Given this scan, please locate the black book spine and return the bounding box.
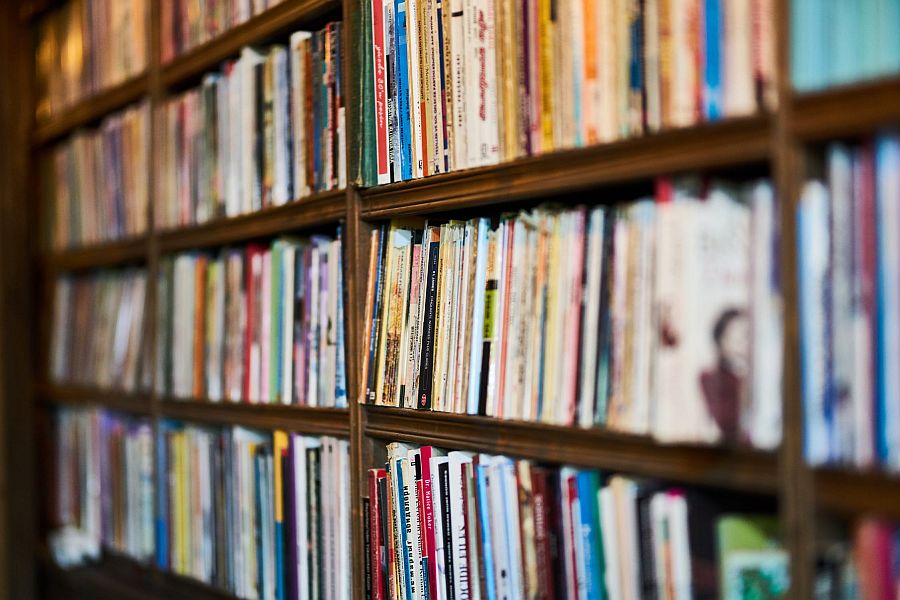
[367,225,390,403]
[416,239,441,409]
[254,61,265,211]
[439,462,455,600]
[363,497,373,600]
[477,279,499,416]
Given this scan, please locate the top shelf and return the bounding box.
[160,0,341,91]
[32,73,149,146]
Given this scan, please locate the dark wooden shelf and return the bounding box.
[37,383,152,416]
[160,399,350,436]
[33,73,150,146]
[364,406,778,494]
[41,552,236,600]
[160,0,341,90]
[792,77,900,141]
[42,236,148,272]
[157,189,346,253]
[815,467,900,521]
[361,115,772,219]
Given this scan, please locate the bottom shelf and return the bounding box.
[364,405,779,494]
[41,552,235,600]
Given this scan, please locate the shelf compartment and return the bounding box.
[792,77,900,141]
[160,0,341,90]
[42,236,148,272]
[364,406,778,494]
[815,467,900,521]
[160,399,350,437]
[37,384,152,416]
[361,115,772,219]
[33,73,150,146]
[157,189,345,253]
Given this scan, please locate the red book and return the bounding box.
[243,244,266,402]
[564,474,580,600]
[193,255,208,398]
[368,468,386,600]
[854,518,894,600]
[530,466,558,600]
[417,446,439,600]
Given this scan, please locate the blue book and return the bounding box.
[475,460,497,600]
[393,0,413,180]
[878,0,900,74]
[797,181,831,464]
[831,0,860,85]
[577,470,606,600]
[254,449,266,598]
[703,0,722,120]
[876,134,900,466]
[155,422,171,569]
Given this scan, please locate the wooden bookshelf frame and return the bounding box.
[7,0,900,597]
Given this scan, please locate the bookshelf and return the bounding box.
[1,0,898,597]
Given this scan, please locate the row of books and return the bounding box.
[362,0,777,184]
[50,270,149,393]
[365,442,787,600]
[798,134,900,470]
[157,424,351,600]
[792,0,900,92]
[818,518,900,598]
[53,408,154,563]
[34,0,148,120]
[362,179,782,449]
[162,0,286,61]
[157,236,347,406]
[48,102,150,249]
[157,24,346,230]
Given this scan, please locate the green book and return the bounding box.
[716,515,788,600]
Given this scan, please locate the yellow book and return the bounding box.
[538,0,554,150]
[273,431,287,527]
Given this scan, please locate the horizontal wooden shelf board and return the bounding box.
[33,73,149,146]
[42,552,236,600]
[157,189,346,253]
[363,406,778,493]
[361,115,772,218]
[160,0,341,90]
[792,77,900,141]
[160,399,350,436]
[815,466,900,520]
[42,236,148,272]
[37,383,152,416]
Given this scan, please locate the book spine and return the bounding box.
[372,0,391,184]
[417,236,442,409]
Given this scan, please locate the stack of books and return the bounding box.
[50,270,149,392]
[157,235,347,406]
[158,24,346,230]
[792,0,900,92]
[365,442,787,599]
[156,424,351,599]
[798,133,900,469]
[363,178,782,449]
[162,0,287,61]
[362,0,777,184]
[53,408,154,562]
[34,0,148,120]
[49,102,149,249]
